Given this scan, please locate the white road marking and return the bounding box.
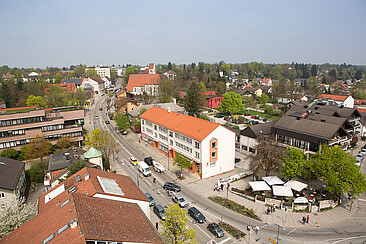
[217,237,232,244]
[358,198,366,202]
[191,221,212,239]
[286,228,296,236]
[329,235,366,244]
[145,180,151,186]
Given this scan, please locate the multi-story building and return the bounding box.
[140,106,235,179]
[0,157,27,211]
[95,66,111,78]
[0,107,84,151]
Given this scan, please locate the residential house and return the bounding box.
[163,70,176,80]
[354,99,366,110]
[203,96,223,109]
[317,94,354,108]
[102,76,112,89]
[82,77,105,95]
[126,74,160,96]
[260,78,272,86]
[0,107,84,151]
[95,66,111,78]
[52,83,76,92]
[140,107,235,179]
[0,157,27,211]
[115,98,143,114]
[240,122,275,154]
[277,94,308,104]
[237,87,263,97]
[1,168,164,243]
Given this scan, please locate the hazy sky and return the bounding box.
[0,0,365,68]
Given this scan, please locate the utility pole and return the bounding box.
[273,223,285,244]
[247,222,251,244]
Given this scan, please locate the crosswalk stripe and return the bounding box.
[217,237,231,244]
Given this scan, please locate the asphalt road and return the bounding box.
[90,94,366,244]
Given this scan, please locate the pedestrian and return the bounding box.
[213,184,217,191]
[307,215,309,223]
[267,207,270,215]
[270,206,273,213]
[220,184,224,191]
[156,222,158,230]
[302,217,306,225]
[255,226,259,234]
[153,178,156,184]
[273,205,276,212]
[139,138,141,143]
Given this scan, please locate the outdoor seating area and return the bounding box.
[232,175,335,212]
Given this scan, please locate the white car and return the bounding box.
[152,161,165,173]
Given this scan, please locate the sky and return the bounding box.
[0,0,365,68]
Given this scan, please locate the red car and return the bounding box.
[251,115,256,118]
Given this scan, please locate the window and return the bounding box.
[56,223,69,235]
[195,151,200,159]
[210,161,216,167]
[170,140,173,146]
[159,134,168,141]
[42,233,55,244]
[211,152,216,159]
[212,142,217,149]
[169,131,173,137]
[0,193,5,199]
[142,120,144,125]
[154,125,157,130]
[194,141,200,149]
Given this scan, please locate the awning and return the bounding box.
[262,176,284,186]
[249,181,271,191]
[272,186,293,197]
[284,180,307,192]
[294,197,309,204]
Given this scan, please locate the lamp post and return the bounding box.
[273,223,285,244]
[247,222,251,244]
[137,173,139,187]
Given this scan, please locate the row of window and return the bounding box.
[159,125,167,133]
[159,134,168,141]
[0,129,25,138]
[175,141,192,154]
[42,124,64,132]
[175,132,192,144]
[0,116,43,127]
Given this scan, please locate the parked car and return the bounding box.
[138,161,151,177]
[94,115,99,119]
[144,193,156,207]
[153,161,165,173]
[235,158,241,163]
[144,156,153,165]
[251,115,256,118]
[188,207,206,223]
[121,130,128,135]
[263,118,268,122]
[105,120,110,124]
[129,157,138,166]
[251,120,259,125]
[99,107,103,111]
[207,222,224,238]
[244,113,251,116]
[153,204,166,220]
[254,116,259,119]
[216,114,224,118]
[172,194,188,208]
[163,182,181,192]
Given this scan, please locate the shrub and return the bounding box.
[209,196,260,220]
[218,221,246,239]
[0,148,19,160]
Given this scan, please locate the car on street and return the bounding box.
[188,207,206,223]
[172,194,188,208]
[105,120,110,124]
[144,193,156,207]
[94,115,99,119]
[153,161,165,173]
[153,204,166,220]
[144,156,153,165]
[163,182,181,192]
[207,222,224,238]
[129,157,138,166]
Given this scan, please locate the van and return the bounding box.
[138,161,151,177]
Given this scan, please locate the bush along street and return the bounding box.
[218,221,246,239]
[209,196,261,220]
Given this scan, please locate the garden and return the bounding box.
[208,196,261,220]
[218,221,246,239]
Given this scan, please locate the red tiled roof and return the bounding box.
[126,74,160,91]
[318,94,350,101]
[355,99,366,105]
[0,106,37,112]
[140,106,223,141]
[357,108,366,113]
[202,91,216,96]
[52,83,76,92]
[261,78,271,83]
[165,70,176,74]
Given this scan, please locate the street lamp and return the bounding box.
[273,223,285,244]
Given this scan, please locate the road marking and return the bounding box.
[217,237,231,244]
[190,220,212,239]
[286,228,296,236]
[145,180,151,186]
[358,198,366,202]
[329,235,366,244]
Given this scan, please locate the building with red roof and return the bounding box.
[127,74,160,96]
[317,94,354,108]
[1,167,164,244]
[260,78,272,86]
[140,107,235,179]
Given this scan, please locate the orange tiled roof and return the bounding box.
[354,99,366,105]
[52,83,76,92]
[357,108,366,113]
[261,78,271,83]
[0,106,37,112]
[140,106,223,141]
[318,94,350,101]
[126,74,160,91]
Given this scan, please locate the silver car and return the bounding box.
[172,194,188,208]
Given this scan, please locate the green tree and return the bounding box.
[311,65,318,77]
[215,81,226,96]
[282,147,313,180]
[184,82,202,117]
[160,203,198,244]
[28,160,48,183]
[259,93,269,104]
[66,160,87,178]
[219,92,244,115]
[174,153,193,176]
[86,68,98,78]
[56,136,74,149]
[74,88,89,107]
[85,129,120,165]
[24,136,53,160]
[329,69,337,83]
[354,70,363,80]
[74,66,85,77]
[167,62,173,71]
[26,95,46,108]
[221,64,231,75]
[115,113,130,130]
[158,76,174,103]
[0,201,37,238]
[123,66,138,81]
[54,73,64,83]
[0,148,19,160]
[44,85,68,108]
[312,145,366,196]
[353,90,366,99]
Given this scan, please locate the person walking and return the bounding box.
[307,215,309,223]
[156,222,159,230]
[153,178,156,184]
[220,184,224,191]
[273,205,276,212]
[302,217,306,225]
